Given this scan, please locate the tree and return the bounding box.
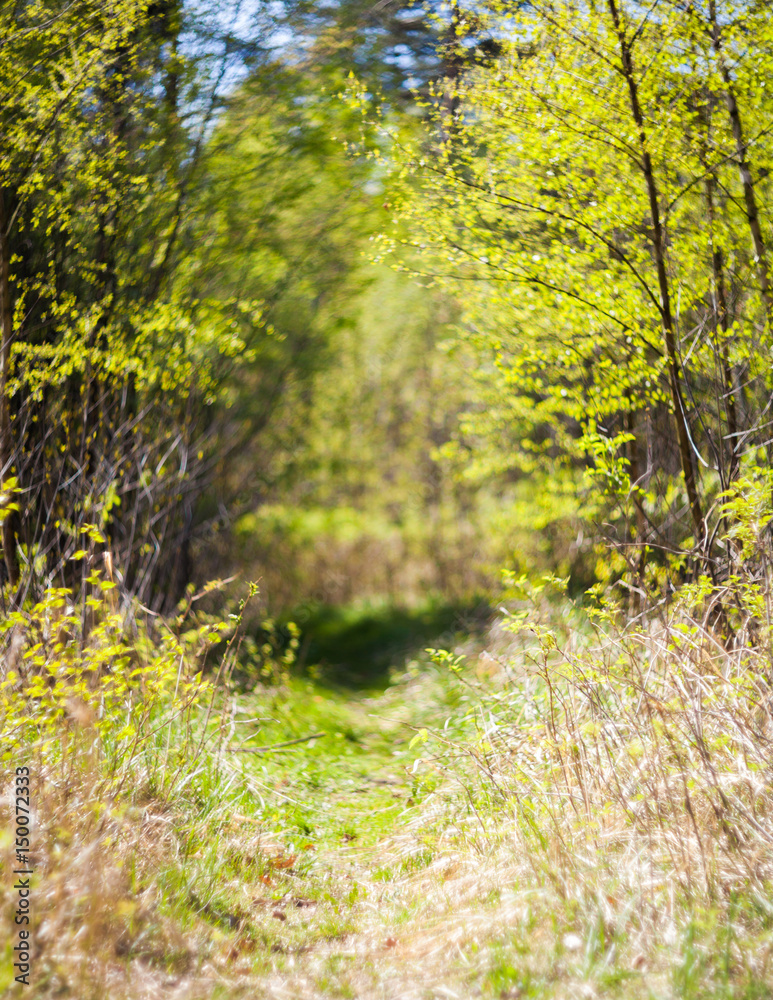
[387,0,773,587]
[1,0,149,590]
[282,1,502,104]
[0,1,283,607]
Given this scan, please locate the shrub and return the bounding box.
[0,571,242,995]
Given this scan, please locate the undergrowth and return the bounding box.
[413,483,773,997]
[0,569,256,996]
[2,487,773,998]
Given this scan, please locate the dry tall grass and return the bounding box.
[3,528,773,997]
[415,565,773,993]
[0,576,241,997]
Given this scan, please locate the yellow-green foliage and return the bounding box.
[0,576,250,995]
[0,572,225,773]
[359,0,773,561]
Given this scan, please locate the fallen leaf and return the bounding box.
[227,936,256,958]
[272,910,287,922]
[269,854,296,870]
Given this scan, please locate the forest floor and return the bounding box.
[182,660,635,1000]
[121,604,713,1000]
[9,602,769,1000]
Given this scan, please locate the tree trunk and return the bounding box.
[705,173,738,486]
[625,403,647,612]
[607,0,705,546]
[708,0,771,318]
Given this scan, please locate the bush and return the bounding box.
[0,571,243,995]
[420,498,773,989]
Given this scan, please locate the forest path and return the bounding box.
[213,611,536,999]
